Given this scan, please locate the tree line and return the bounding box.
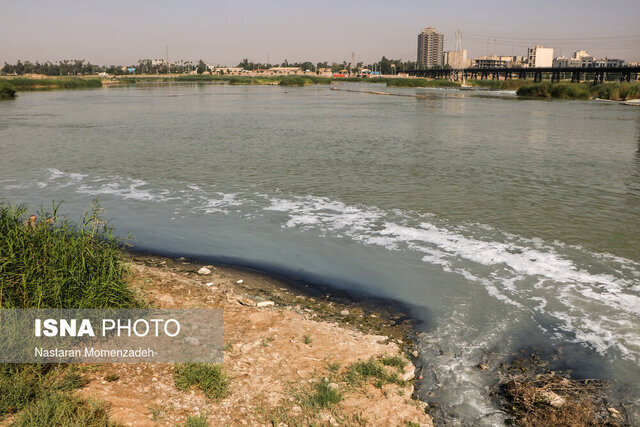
[2,57,421,76]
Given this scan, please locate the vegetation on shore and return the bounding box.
[0,81,16,99]
[470,79,640,100]
[0,77,102,91]
[385,78,460,88]
[0,201,140,423]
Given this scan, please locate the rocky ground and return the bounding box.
[74,254,433,426]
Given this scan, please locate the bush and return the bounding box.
[0,81,16,99]
[0,201,140,309]
[174,364,229,400]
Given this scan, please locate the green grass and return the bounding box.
[0,200,140,309]
[0,364,88,418]
[380,354,407,370]
[343,357,406,388]
[184,413,209,427]
[468,79,531,90]
[12,393,115,427]
[592,82,640,100]
[0,200,139,422]
[385,78,460,88]
[1,77,102,90]
[174,363,229,400]
[0,81,16,99]
[297,379,342,410]
[516,82,592,100]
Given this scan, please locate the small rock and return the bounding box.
[402,365,416,381]
[205,282,215,287]
[340,309,350,316]
[327,382,339,391]
[411,350,419,358]
[237,279,244,284]
[476,363,489,371]
[291,405,302,413]
[608,407,620,417]
[256,301,275,308]
[197,267,211,275]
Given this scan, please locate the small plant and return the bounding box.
[327,362,341,374]
[185,413,209,427]
[261,336,275,347]
[104,373,120,382]
[380,354,407,370]
[174,363,229,400]
[303,334,313,345]
[298,379,342,409]
[344,357,406,388]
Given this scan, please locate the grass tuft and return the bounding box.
[13,393,115,427]
[344,357,406,388]
[298,379,342,409]
[174,364,229,400]
[184,413,209,427]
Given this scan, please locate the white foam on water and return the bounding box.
[8,171,640,364]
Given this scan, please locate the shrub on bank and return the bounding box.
[0,201,139,309]
[516,82,591,100]
[0,81,16,99]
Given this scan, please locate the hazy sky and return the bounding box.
[3,0,640,66]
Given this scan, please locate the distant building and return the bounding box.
[444,50,470,68]
[472,55,524,68]
[527,45,554,68]
[594,58,625,68]
[417,27,444,68]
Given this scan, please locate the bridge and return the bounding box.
[405,66,640,83]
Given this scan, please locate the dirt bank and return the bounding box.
[74,253,432,426]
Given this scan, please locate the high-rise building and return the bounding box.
[417,27,444,68]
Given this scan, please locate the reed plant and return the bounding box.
[0,200,140,309]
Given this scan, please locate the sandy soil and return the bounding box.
[75,255,432,426]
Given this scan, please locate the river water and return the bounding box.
[1,82,639,423]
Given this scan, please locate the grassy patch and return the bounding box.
[380,354,407,370]
[297,379,342,410]
[184,413,209,427]
[2,77,102,90]
[0,201,140,309]
[516,82,592,100]
[0,200,139,421]
[0,81,16,99]
[343,357,406,388]
[303,334,313,345]
[469,79,531,90]
[13,393,114,427]
[386,78,459,88]
[174,363,229,400]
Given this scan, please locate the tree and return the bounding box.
[196,60,207,74]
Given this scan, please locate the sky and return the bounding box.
[2,0,640,66]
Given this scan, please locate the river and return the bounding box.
[1,82,639,424]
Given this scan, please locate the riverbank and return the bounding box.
[76,252,433,426]
[0,205,431,425]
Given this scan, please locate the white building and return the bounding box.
[444,50,470,68]
[527,45,554,68]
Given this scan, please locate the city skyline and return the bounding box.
[2,0,640,66]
